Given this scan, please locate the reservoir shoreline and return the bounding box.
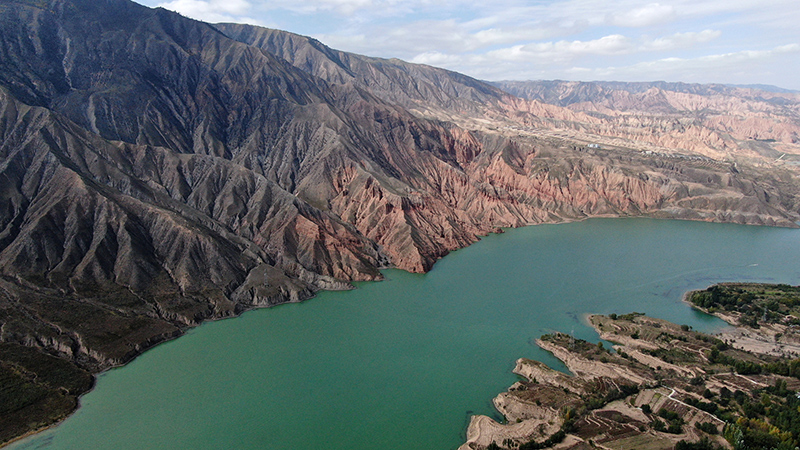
[0,214,613,447]
[7,217,800,450]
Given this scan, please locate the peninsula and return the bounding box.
[462,284,800,450]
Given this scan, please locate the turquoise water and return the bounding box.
[10,218,800,450]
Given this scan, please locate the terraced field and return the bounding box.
[461,305,800,450]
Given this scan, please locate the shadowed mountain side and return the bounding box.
[0,0,475,276]
[214,23,507,114]
[0,87,388,364]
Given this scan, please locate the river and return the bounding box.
[9,218,800,450]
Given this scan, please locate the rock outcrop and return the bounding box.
[492,80,800,163]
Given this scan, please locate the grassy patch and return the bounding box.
[0,343,93,445]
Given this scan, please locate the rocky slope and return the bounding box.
[214,23,507,114]
[492,80,800,163]
[1,0,800,444]
[214,23,800,232]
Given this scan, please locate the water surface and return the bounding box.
[11,218,800,450]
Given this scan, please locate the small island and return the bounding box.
[461,284,800,450]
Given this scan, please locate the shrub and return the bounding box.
[696,422,719,435]
[675,438,720,450]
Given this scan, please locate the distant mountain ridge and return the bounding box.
[213,23,510,113]
[491,79,800,102]
[726,83,798,94]
[1,0,800,443]
[490,79,800,162]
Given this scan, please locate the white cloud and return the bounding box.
[489,35,634,63]
[633,43,799,72]
[411,51,468,67]
[317,18,567,58]
[139,0,800,89]
[410,30,721,69]
[641,29,721,51]
[248,0,432,16]
[410,39,800,89]
[277,0,376,15]
[157,0,264,24]
[610,3,677,27]
[563,43,800,85]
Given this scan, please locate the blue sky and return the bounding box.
[136,0,800,90]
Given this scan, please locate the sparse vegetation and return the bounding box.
[696,421,719,434]
[0,343,93,445]
[675,437,723,450]
[689,284,800,328]
[471,303,800,450]
[517,409,576,450]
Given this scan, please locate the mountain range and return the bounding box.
[1,0,800,443]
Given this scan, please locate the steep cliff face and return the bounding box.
[1,0,800,444]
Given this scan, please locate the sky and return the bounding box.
[135,0,800,90]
